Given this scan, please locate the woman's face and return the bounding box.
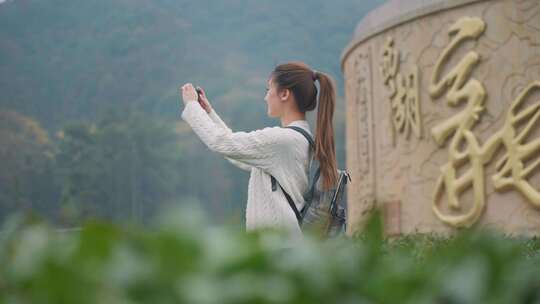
[264,78,284,118]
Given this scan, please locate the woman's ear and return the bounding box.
[280,88,290,101]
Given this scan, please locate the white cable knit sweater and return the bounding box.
[181,100,313,241]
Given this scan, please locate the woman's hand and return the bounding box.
[180,83,198,105]
[196,86,213,114]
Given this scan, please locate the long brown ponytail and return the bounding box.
[270,61,338,191]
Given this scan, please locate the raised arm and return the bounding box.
[207,109,253,172]
[181,100,282,172]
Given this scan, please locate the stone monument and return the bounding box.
[341,0,540,236]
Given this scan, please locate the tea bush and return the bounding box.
[1,206,539,304]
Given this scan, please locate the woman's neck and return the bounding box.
[280,111,306,127]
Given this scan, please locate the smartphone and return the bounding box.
[196,87,203,101]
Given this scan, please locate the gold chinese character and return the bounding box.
[380,37,422,143]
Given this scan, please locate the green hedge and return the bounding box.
[1,206,539,304]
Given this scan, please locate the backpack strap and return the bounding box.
[270,175,302,222]
[278,180,302,223]
[300,167,320,218]
[285,126,315,151]
[269,125,315,225]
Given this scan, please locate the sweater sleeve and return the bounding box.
[181,100,282,172]
[208,108,253,172]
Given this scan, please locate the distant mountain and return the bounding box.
[0,0,385,131]
[0,0,386,223]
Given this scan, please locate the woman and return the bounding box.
[179,61,338,241]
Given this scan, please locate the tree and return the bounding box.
[55,107,183,224]
[0,110,59,223]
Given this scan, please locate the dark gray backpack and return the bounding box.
[270,126,351,238]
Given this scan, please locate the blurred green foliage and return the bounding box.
[1,208,539,304]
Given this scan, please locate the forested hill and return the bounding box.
[0,0,384,131]
[0,0,385,225]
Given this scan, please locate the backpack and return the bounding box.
[270,126,352,238]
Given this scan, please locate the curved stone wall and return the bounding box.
[341,0,540,235]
